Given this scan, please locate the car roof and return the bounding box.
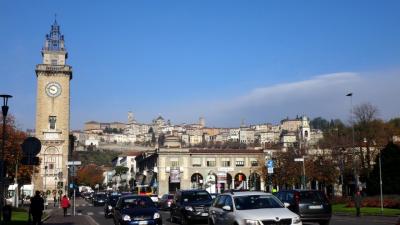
[279,189,324,192]
[119,194,151,199]
[178,189,209,193]
[222,191,273,197]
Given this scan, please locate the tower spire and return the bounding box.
[43,18,65,52]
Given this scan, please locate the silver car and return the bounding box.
[208,191,302,225]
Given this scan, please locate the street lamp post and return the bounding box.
[1,94,12,225]
[346,93,358,193]
[379,150,383,214]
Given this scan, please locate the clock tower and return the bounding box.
[34,20,72,193]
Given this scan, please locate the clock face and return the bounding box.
[45,82,62,97]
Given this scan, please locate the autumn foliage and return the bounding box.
[76,164,104,187]
[0,115,35,187]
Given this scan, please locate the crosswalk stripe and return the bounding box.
[77,213,82,216]
[99,212,105,215]
[87,212,94,216]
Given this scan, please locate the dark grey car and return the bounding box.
[275,190,331,225]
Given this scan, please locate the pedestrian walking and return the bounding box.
[30,191,44,225]
[53,195,57,207]
[60,195,70,217]
[354,190,362,217]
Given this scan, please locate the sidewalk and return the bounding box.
[43,207,98,225]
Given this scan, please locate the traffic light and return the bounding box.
[57,181,63,189]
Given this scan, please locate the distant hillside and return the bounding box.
[73,149,120,167]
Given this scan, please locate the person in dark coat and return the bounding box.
[354,190,362,217]
[30,191,45,225]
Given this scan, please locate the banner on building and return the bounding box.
[170,169,180,183]
[217,172,227,183]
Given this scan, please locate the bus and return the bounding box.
[133,185,154,195]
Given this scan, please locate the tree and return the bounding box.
[0,115,36,193]
[310,117,330,131]
[114,166,129,186]
[366,142,400,195]
[76,164,104,187]
[158,133,165,147]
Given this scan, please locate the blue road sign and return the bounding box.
[267,160,274,168]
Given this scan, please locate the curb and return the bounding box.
[334,213,400,217]
[42,213,51,222]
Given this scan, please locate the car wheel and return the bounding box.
[181,215,189,225]
[319,220,330,225]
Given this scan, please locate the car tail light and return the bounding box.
[294,192,300,205]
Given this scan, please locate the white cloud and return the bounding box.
[169,71,400,127]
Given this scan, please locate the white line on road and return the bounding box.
[85,215,101,225]
[87,212,94,216]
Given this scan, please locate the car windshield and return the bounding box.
[96,194,107,199]
[182,191,211,203]
[122,197,155,208]
[234,195,283,210]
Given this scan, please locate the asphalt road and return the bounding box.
[74,198,398,225]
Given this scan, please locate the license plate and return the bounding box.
[201,213,208,216]
[309,205,323,209]
[138,221,148,225]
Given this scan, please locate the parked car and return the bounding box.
[159,194,174,210]
[92,192,108,206]
[113,195,162,225]
[170,190,213,225]
[208,191,302,225]
[275,190,331,225]
[104,194,121,218]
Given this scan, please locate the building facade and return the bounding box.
[136,148,265,196]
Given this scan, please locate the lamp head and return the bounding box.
[0,94,12,117]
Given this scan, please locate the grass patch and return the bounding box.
[333,203,400,216]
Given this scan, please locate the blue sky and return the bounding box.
[1,1,400,129]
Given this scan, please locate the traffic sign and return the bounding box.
[67,161,81,166]
[267,168,274,174]
[21,137,41,156]
[294,158,304,162]
[266,160,274,168]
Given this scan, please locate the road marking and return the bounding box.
[85,215,101,225]
[77,213,82,215]
[87,212,94,216]
[99,212,105,215]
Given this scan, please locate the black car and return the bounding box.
[275,189,332,225]
[92,193,108,206]
[104,194,121,218]
[113,195,162,225]
[170,190,213,225]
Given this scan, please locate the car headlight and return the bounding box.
[122,214,131,221]
[293,216,301,224]
[108,205,112,210]
[245,219,260,225]
[153,212,161,219]
[185,206,194,211]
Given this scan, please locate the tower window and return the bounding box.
[49,116,57,130]
[51,59,57,65]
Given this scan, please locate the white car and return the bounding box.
[208,191,302,225]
